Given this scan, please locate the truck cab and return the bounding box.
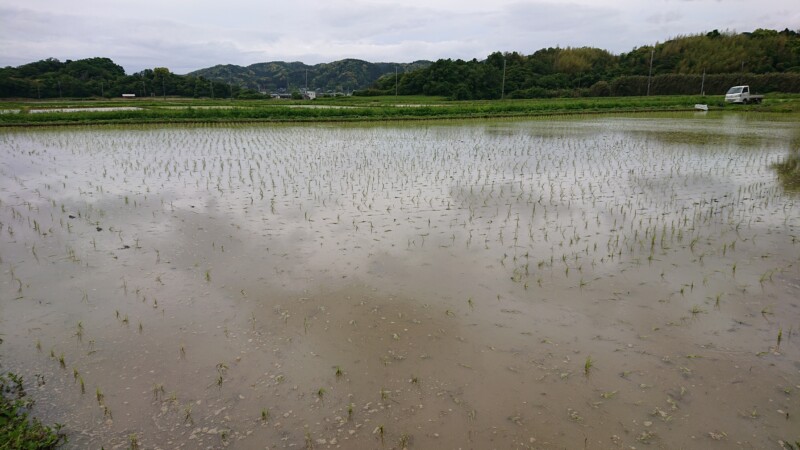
[725,85,763,104]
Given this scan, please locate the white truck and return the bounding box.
[725,85,763,104]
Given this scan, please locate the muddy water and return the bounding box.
[1,114,798,449]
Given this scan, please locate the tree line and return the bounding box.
[0,57,431,99]
[2,28,799,100]
[0,58,261,99]
[361,29,800,99]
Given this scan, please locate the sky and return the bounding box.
[1,0,798,74]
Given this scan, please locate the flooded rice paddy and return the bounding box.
[27,107,144,114]
[1,114,799,449]
[1,107,144,115]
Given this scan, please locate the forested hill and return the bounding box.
[365,28,800,99]
[0,57,430,99]
[0,58,261,99]
[189,59,432,93]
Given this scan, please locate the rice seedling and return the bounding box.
[374,425,385,444]
[184,406,193,424]
[261,408,270,423]
[584,356,593,375]
[152,383,165,400]
[600,390,617,399]
[399,434,410,449]
[75,322,83,341]
[303,430,314,449]
[129,434,139,450]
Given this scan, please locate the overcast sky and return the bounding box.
[1,0,798,74]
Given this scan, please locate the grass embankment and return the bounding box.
[1,371,66,449]
[1,94,799,126]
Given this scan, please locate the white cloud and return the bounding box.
[646,10,683,25]
[0,0,797,73]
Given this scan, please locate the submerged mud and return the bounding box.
[1,115,798,449]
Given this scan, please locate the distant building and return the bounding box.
[303,91,316,100]
[122,94,136,98]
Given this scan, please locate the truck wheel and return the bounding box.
[743,99,749,105]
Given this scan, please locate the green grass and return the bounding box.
[772,152,800,192]
[1,372,66,449]
[2,94,799,126]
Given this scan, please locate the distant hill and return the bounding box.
[189,59,432,93]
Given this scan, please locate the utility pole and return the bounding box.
[501,56,507,100]
[646,47,654,96]
[739,60,744,85]
[101,80,104,97]
[395,66,398,97]
[58,80,62,98]
[700,69,705,96]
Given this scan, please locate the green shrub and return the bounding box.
[1,372,66,449]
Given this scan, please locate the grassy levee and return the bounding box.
[1,94,799,126]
